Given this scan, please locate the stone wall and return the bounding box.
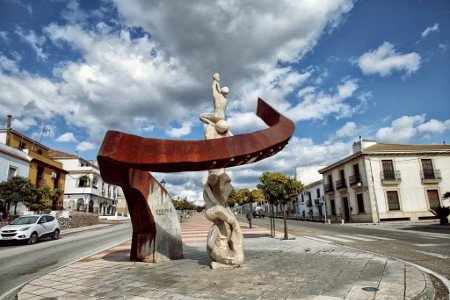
[58,211,99,230]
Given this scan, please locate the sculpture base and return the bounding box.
[211,261,241,270]
[205,206,244,268]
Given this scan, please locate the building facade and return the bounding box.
[48,149,121,215]
[1,117,67,212]
[319,140,450,223]
[297,180,325,220]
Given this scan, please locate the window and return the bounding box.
[92,176,99,189]
[426,190,440,208]
[78,175,90,187]
[382,160,395,180]
[36,165,45,187]
[19,141,26,149]
[356,193,365,213]
[421,159,434,179]
[46,216,54,222]
[316,188,321,199]
[386,191,400,211]
[7,166,17,179]
[301,194,304,202]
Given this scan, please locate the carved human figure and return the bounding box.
[201,73,244,269]
[199,73,229,125]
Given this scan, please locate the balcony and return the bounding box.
[349,174,362,187]
[306,200,313,207]
[335,179,347,190]
[314,198,321,205]
[420,169,442,184]
[381,170,401,185]
[324,183,334,194]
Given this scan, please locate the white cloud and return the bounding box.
[14,27,47,61]
[226,112,267,133]
[76,141,96,152]
[287,79,361,122]
[55,132,79,143]
[335,122,357,138]
[0,54,19,73]
[422,23,439,38]
[358,42,421,77]
[418,119,450,134]
[376,115,425,143]
[1,1,357,146]
[0,31,9,44]
[11,117,37,131]
[165,122,193,138]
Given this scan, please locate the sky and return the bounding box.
[1,0,449,205]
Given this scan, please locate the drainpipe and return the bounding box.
[6,115,12,146]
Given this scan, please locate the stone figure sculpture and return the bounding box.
[200,73,244,269]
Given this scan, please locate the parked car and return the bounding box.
[0,214,60,245]
[252,207,266,218]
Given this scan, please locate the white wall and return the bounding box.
[0,143,30,181]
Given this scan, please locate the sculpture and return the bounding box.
[97,73,295,265]
[199,73,244,269]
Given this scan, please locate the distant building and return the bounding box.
[48,149,122,215]
[297,180,325,220]
[319,140,450,223]
[0,116,67,213]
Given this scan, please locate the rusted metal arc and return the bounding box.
[97,98,295,172]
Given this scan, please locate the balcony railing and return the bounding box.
[381,170,401,184]
[335,179,347,190]
[348,174,362,187]
[324,183,334,193]
[420,169,442,183]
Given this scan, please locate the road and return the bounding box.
[0,222,132,298]
[242,216,450,279]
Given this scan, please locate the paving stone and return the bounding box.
[16,213,435,300]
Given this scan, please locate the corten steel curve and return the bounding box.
[97,98,295,261]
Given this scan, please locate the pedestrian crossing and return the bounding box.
[180,212,272,247]
[303,234,394,244]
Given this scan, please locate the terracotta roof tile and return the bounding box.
[48,149,79,159]
[364,143,450,152]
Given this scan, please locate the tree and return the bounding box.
[39,185,62,210]
[0,177,41,218]
[258,172,303,239]
[227,189,240,208]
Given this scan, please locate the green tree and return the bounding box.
[227,189,239,208]
[257,172,303,239]
[0,177,41,218]
[39,185,62,211]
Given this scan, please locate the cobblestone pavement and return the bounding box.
[18,213,435,300]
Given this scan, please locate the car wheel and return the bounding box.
[28,232,38,245]
[52,229,60,240]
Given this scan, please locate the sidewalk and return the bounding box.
[18,213,435,300]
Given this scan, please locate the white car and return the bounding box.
[0,214,60,244]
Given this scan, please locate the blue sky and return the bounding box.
[1,0,449,203]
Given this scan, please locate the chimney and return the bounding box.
[6,115,12,146]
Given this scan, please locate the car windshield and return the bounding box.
[9,216,39,225]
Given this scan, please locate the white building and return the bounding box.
[297,180,325,220]
[319,140,450,223]
[0,142,30,181]
[294,166,325,218]
[0,143,31,215]
[48,149,121,215]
